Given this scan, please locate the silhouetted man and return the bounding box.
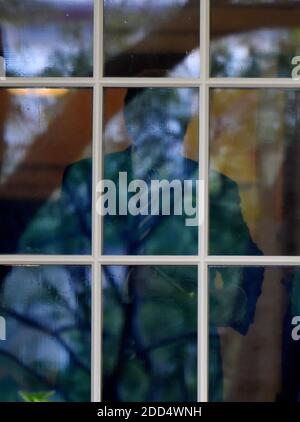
[19,86,264,401]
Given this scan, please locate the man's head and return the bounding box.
[123,85,194,148]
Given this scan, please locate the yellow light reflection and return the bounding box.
[7,88,69,97]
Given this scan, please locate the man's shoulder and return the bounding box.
[209,169,240,206]
[61,159,92,205]
[209,168,237,189]
[62,148,134,193]
[63,158,92,183]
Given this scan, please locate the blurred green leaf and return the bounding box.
[19,391,55,402]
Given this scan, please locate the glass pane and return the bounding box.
[210,0,300,77]
[0,265,91,402]
[209,88,300,256]
[0,88,93,254]
[104,0,200,77]
[102,265,197,402]
[102,87,199,255]
[0,0,93,77]
[209,265,300,402]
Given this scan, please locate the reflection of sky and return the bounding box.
[170,49,200,78]
[1,1,93,77]
[5,25,70,76]
[4,24,91,76]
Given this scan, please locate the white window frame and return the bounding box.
[1,0,300,402]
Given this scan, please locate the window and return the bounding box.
[0,0,300,403]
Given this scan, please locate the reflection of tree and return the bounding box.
[0,266,91,402]
[211,1,300,77]
[0,349,68,400]
[4,308,89,373]
[103,266,197,402]
[42,48,93,77]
